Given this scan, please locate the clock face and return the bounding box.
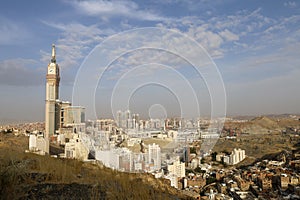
[48,63,55,74]
[48,67,55,74]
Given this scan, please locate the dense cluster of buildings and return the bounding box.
[198,154,300,199]
[94,143,161,172]
[20,44,300,199]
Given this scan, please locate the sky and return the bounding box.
[0,0,300,123]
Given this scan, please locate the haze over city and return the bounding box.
[0,0,300,123]
[2,1,300,199]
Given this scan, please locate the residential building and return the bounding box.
[224,148,246,165]
[168,158,185,178]
[64,134,89,160]
[148,143,161,171]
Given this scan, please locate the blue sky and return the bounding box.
[0,0,300,123]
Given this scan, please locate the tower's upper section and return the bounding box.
[51,44,56,63]
[46,44,60,100]
[47,44,60,77]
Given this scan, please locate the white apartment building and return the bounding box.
[167,158,185,178]
[95,148,133,171]
[224,148,246,165]
[148,143,161,171]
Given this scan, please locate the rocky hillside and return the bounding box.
[214,116,300,159]
[225,116,300,134]
[241,116,282,134]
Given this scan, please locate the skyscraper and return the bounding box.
[148,143,161,171]
[116,110,122,127]
[125,110,131,129]
[45,44,60,139]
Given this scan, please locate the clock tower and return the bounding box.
[45,44,60,140]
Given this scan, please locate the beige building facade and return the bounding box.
[44,44,85,153]
[45,44,60,153]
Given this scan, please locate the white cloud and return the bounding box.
[155,8,277,58]
[69,0,168,21]
[41,21,111,69]
[219,29,239,42]
[248,14,300,53]
[104,49,189,80]
[183,24,229,58]
[42,5,300,87]
[284,1,297,8]
[213,8,266,30]
[0,17,31,45]
[41,5,277,68]
[222,39,300,85]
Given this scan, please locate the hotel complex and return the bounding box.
[29,44,85,154]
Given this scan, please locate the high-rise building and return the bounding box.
[167,157,185,178]
[183,146,190,165]
[132,114,140,129]
[45,44,60,140]
[63,106,85,125]
[116,110,122,127]
[38,44,87,155]
[125,110,131,129]
[148,143,161,171]
[57,101,71,128]
[116,110,139,130]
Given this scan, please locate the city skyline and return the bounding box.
[0,0,300,123]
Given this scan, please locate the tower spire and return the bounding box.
[51,44,56,63]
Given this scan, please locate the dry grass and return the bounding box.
[0,133,190,200]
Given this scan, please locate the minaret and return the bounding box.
[45,44,60,145]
